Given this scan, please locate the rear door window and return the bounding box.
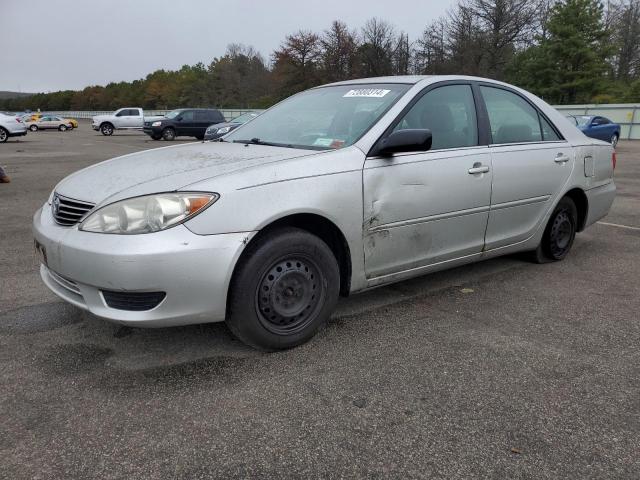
[480,86,543,144]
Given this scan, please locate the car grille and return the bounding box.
[52,193,95,226]
[102,290,166,311]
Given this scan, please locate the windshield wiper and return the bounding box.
[232,138,294,148]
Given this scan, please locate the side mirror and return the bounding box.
[373,129,433,156]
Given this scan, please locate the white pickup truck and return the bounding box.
[91,108,163,136]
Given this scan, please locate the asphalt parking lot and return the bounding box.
[1,124,638,479]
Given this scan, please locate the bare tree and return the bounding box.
[467,0,540,77]
[359,18,397,76]
[393,32,412,74]
[320,20,360,82]
[414,18,450,74]
[272,30,322,96]
[610,0,640,80]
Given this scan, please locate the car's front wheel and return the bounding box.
[226,227,340,350]
[58,124,67,131]
[29,125,38,132]
[532,196,577,263]
[100,123,114,136]
[611,133,619,148]
[162,128,176,141]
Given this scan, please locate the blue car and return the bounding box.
[569,115,620,147]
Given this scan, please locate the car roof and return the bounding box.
[321,75,520,88]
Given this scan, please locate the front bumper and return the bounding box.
[143,126,162,136]
[32,205,255,327]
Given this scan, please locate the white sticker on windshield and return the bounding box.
[343,88,391,98]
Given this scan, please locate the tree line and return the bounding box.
[3,0,640,112]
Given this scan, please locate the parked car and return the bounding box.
[26,115,73,132]
[143,108,225,140]
[568,115,621,147]
[91,108,163,136]
[0,112,27,142]
[33,76,616,351]
[204,111,260,140]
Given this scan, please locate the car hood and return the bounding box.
[54,142,319,205]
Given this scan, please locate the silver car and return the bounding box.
[33,76,616,350]
[27,115,73,132]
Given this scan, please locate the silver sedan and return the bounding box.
[33,76,616,350]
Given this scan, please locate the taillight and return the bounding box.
[15,117,22,123]
[612,152,617,170]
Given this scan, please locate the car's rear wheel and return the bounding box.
[100,123,114,136]
[0,127,8,143]
[226,227,340,351]
[162,128,176,141]
[611,133,619,147]
[58,124,67,131]
[29,125,38,132]
[532,197,578,263]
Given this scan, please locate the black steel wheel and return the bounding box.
[227,227,340,350]
[255,255,325,335]
[532,196,577,263]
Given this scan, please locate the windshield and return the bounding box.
[225,83,411,150]
[232,112,259,124]
[574,116,592,127]
[166,110,183,119]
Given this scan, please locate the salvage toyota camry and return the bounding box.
[33,76,616,350]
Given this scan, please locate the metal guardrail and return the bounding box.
[36,109,263,122]
[553,103,639,140]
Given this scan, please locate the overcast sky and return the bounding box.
[1,0,455,93]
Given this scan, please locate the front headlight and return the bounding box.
[206,127,217,134]
[217,126,231,134]
[80,192,218,234]
[151,121,162,127]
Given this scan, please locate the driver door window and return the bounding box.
[393,84,478,150]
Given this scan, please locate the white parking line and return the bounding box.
[597,221,640,231]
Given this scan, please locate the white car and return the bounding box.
[0,112,28,142]
[34,76,616,350]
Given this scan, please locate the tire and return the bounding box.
[610,133,619,148]
[531,197,578,263]
[58,124,67,131]
[0,127,8,143]
[162,128,176,141]
[29,125,38,132]
[100,123,114,136]
[226,227,340,351]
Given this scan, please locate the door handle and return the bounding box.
[554,153,570,163]
[468,163,490,174]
